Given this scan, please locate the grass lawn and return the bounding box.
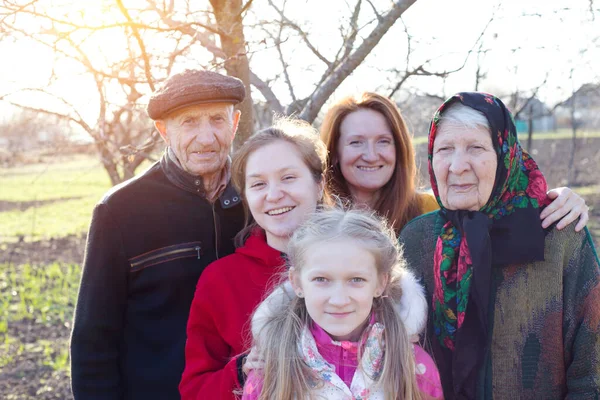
[0,156,112,242]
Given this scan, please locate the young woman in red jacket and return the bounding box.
[179,117,328,399]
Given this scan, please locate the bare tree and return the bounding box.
[0,0,178,184]
[386,7,499,99]
[0,0,419,184]
[0,109,72,166]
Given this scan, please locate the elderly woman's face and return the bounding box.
[432,125,497,211]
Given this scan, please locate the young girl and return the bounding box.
[242,208,443,400]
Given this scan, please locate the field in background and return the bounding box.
[1,135,599,399]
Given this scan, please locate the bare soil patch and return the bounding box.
[1,236,83,399]
[1,235,86,266]
[1,319,72,400]
[0,197,83,213]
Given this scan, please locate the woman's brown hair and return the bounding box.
[231,116,328,246]
[320,92,421,232]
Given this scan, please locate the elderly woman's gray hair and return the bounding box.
[438,103,490,132]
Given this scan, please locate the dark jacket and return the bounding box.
[179,229,286,400]
[70,152,245,400]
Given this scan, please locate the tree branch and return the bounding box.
[365,0,382,21]
[267,0,332,67]
[250,71,284,114]
[239,0,254,17]
[342,0,361,60]
[3,99,94,135]
[272,7,297,103]
[513,74,549,118]
[299,0,418,122]
[116,0,155,91]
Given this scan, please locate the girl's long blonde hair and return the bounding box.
[252,208,422,400]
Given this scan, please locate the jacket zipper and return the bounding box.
[130,245,201,269]
[212,203,220,259]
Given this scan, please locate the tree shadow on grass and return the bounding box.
[0,197,83,213]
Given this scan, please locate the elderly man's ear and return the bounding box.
[231,109,242,136]
[155,120,168,143]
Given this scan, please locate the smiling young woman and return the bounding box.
[321,92,435,233]
[179,118,327,400]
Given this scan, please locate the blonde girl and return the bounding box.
[242,208,443,400]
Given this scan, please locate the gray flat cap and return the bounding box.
[147,69,246,120]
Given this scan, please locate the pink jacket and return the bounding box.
[242,322,443,399]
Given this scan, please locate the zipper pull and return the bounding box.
[195,246,201,259]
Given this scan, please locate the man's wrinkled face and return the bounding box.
[155,103,240,177]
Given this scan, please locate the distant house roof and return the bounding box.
[559,83,600,108]
[509,96,552,119]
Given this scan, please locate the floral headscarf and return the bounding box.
[427,92,550,398]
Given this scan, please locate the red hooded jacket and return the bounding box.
[179,229,285,400]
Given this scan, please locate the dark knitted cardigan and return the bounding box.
[399,212,600,400]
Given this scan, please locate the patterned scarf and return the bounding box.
[427,92,550,398]
[299,322,386,400]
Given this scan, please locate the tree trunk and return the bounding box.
[96,142,122,186]
[210,0,254,150]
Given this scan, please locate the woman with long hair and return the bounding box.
[321,92,589,233]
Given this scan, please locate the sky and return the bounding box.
[266,0,600,106]
[0,0,598,127]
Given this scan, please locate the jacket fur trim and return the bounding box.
[250,267,427,343]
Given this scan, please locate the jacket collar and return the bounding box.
[310,312,377,353]
[160,150,241,209]
[236,228,286,267]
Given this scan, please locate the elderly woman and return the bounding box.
[321,92,590,234]
[399,92,600,399]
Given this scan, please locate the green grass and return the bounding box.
[0,197,104,241]
[574,184,600,196]
[0,155,111,242]
[0,155,152,378]
[1,262,80,323]
[0,262,80,371]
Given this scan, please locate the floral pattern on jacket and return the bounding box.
[243,321,443,399]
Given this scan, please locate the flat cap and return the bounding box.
[147,69,246,120]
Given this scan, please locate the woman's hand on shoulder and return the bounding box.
[541,187,589,232]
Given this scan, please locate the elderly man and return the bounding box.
[70,70,246,399]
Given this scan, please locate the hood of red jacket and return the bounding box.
[235,228,286,269]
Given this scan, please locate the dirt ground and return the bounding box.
[1,320,73,399]
[1,235,84,400]
[1,137,598,399]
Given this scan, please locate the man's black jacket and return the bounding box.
[70,152,245,399]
